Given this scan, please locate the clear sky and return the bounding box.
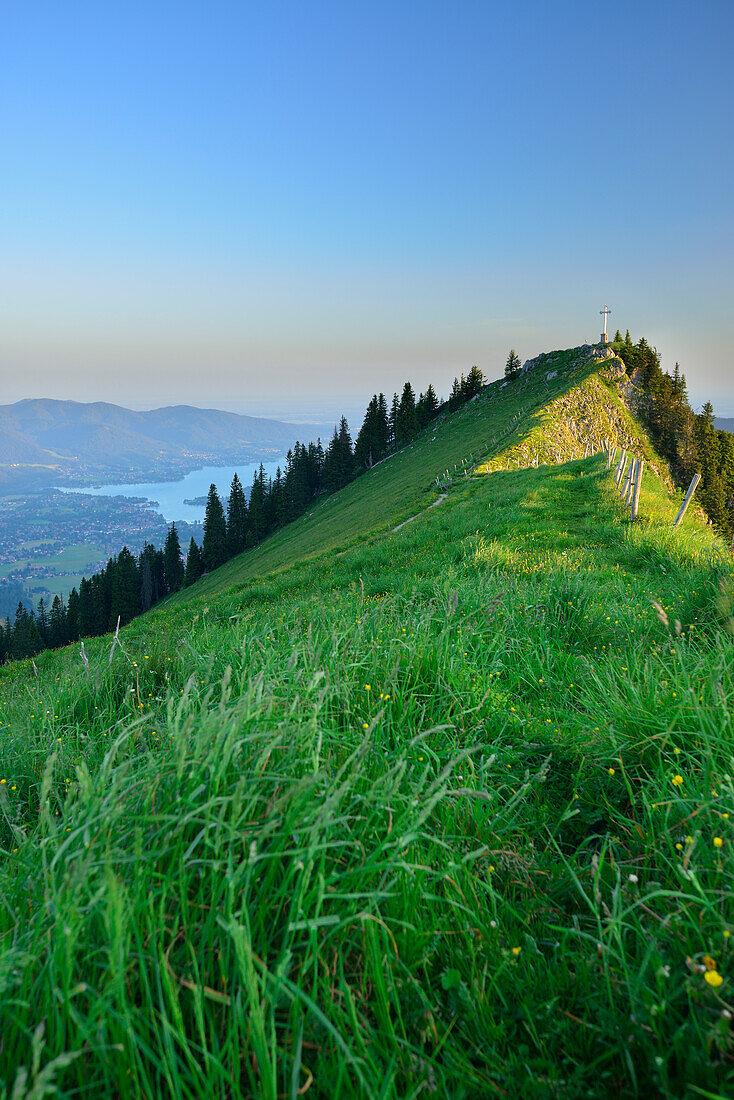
[2,0,732,418]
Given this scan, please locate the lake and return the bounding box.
[59,461,284,523]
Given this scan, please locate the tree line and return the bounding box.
[0,368,486,664]
[613,330,734,543]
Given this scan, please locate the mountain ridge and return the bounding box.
[2,342,732,1096]
[0,398,311,489]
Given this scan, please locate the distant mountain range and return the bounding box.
[715,417,734,433]
[0,399,308,491]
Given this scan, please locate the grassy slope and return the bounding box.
[1,347,733,1098]
[181,347,612,597]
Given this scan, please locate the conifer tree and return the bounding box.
[184,538,203,586]
[202,483,228,571]
[49,595,68,649]
[355,395,390,469]
[463,365,485,399]
[448,376,462,411]
[396,383,417,445]
[417,384,439,428]
[78,577,94,638]
[66,587,80,641]
[355,396,378,469]
[163,522,185,591]
[226,474,248,557]
[36,597,49,645]
[139,546,155,612]
[247,466,267,546]
[110,546,141,627]
[11,602,42,659]
[505,350,521,379]
[388,393,400,447]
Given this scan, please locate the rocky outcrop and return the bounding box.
[598,356,626,384]
[475,345,673,486]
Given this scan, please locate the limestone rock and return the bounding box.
[598,356,626,384]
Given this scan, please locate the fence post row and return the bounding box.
[458,417,703,533]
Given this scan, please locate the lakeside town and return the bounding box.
[0,487,202,604]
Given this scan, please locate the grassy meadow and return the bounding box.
[1,349,733,1098]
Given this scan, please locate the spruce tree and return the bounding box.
[11,602,42,659]
[463,365,484,399]
[355,396,379,469]
[396,383,417,445]
[376,394,389,457]
[184,538,203,586]
[422,384,439,425]
[66,587,80,641]
[139,547,154,612]
[49,595,68,649]
[163,522,185,591]
[247,467,267,546]
[110,546,141,628]
[202,484,228,571]
[505,350,521,379]
[388,393,400,447]
[78,577,94,638]
[226,474,248,557]
[36,597,49,645]
[337,417,354,485]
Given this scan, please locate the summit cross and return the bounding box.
[600,305,612,343]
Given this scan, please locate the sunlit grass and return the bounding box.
[1,349,732,1097]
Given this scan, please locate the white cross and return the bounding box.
[600,306,611,339]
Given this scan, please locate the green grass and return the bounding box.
[181,347,605,599]
[1,348,733,1098]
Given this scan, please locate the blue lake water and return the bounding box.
[60,461,284,523]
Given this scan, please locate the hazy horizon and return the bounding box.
[2,1,732,416]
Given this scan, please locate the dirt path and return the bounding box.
[392,493,447,532]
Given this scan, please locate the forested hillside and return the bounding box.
[0,369,484,662]
[614,330,734,542]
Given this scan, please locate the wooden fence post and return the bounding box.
[620,459,633,499]
[631,459,644,520]
[626,458,636,505]
[620,457,634,500]
[673,472,702,528]
[614,450,626,487]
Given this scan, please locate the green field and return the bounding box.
[0,543,106,599]
[1,347,733,1097]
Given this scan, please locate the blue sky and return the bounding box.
[2,0,732,417]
